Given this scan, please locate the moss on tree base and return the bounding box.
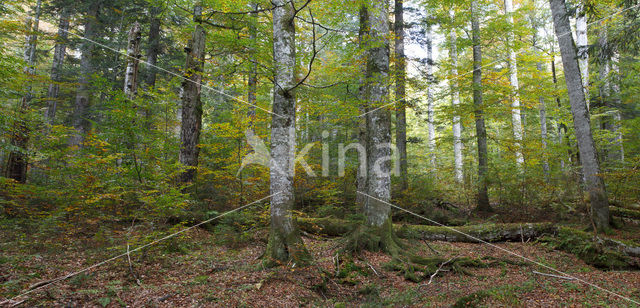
[262,227,311,268]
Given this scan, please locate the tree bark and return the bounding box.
[394,0,408,190]
[425,23,436,172]
[247,3,258,127]
[179,5,206,183]
[549,0,610,231]
[45,7,69,126]
[364,0,392,228]
[143,6,162,128]
[576,6,589,108]
[264,0,309,266]
[449,10,463,183]
[70,1,100,147]
[531,13,550,182]
[471,1,490,211]
[124,22,141,99]
[4,0,41,183]
[504,0,524,166]
[356,5,369,210]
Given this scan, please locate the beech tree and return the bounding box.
[394,0,408,190]
[549,0,611,231]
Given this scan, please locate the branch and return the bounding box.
[427,256,457,284]
[289,7,317,91]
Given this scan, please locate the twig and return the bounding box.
[127,243,141,286]
[532,271,576,280]
[367,262,379,277]
[427,256,457,285]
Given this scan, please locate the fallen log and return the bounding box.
[610,206,640,220]
[297,217,556,243]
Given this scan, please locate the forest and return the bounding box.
[1,0,640,306]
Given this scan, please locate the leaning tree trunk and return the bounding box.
[549,0,610,231]
[356,5,369,210]
[70,2,99,147]
[394,0,408,190]
[45,7,69,126]
[576,5,589,109]
[504,0,524,166]
[5,0,41,183]
[425,23,437,172]
[472,0,490,211]
[264,0,309,266]
[179,5,206,183]
[449,10,463,183]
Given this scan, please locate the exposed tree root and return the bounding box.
[261,227,311,268]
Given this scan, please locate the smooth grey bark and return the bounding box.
[70,1,100,147]
[425,23,436,171]
[45,7,69,125]
[504,0,524,165]
[449,10,463,183]
[576,6,589,108]
[4,0,41,183]
[247,3,258,126]
[394,0,408,190]
[264,0,309,266]
[597,26,623,163]
[356,5,369,210]
[549,0,610,231]
[124,22,141,99]
[609,53,624,162]
[472,1,490,211]
[364,0,392,228]
[179,5,205,183]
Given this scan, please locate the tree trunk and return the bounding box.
[425,23,436,172]
[4,0,41,183]
[70,1,100,147]
[364,0,392,230]
[45,7,69,126]
[124,22,141,99]
[449,10,463,183]
[179,5,206,183]
[247,3,258,127]
[531,13,550,182]
[143,6,161,127]
[549,0,610,231]
[356,5,369,210]
[264,0,309,266]
[610,54,624,162]
[394,0,408,190]
[504,0,524,166]
[576,6,589,108]
[471,1,490,211]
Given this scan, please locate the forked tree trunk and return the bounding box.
[449,10,463,183]
[504,0,524,166]
[425,23,436,172]
[45,7,69,126]
[549,0,610,231]
[471,0,490,211]
[356,5,369,210]
[264,0,309,266]
[394,0,408,190]
[70,1,100,147]
[179,5,206,183]
[5,0,41,183]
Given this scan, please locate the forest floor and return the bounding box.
[1,214,640,307]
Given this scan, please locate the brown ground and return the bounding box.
[1,223,640,308]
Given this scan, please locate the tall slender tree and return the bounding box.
[449,10,463,183]
[45,7,69,126]
[264,0,309,265]
[179,4,206,183]
[531,10,550,181]
[549,0,610,231]
[394,0,408,190]
[425,22,436,172]
[356,5,369,210]
[504,0,524,165]
[576,5,589,108]
[4,0,41,183]
[70,1,100,147]
[472,0,490,211]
